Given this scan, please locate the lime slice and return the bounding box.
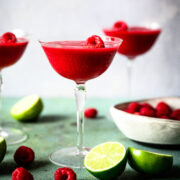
[128,147,173,175]
[84,142,127,180]
[0,136,6,163]
[11,94,43,122]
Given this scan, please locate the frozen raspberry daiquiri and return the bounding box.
[41,36,119,83]
[103,21,161,96]
[0,32,28,145]
[40,35,122,168]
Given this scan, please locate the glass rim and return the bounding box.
[38,35,123,47]
[103,22,162,32]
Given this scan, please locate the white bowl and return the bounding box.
[110,97,180,145]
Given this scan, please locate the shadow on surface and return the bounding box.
[70,116,106,126]
[0,161,17,175]
[161,165,180,179]
[118,165,180,179]
[118,169,144,180]
[0,160,50,175]
[86,115,106,120]
[28,160,50,171]
[70,122,77,126]
[34,114,69,124]
[95,115,106,120]
[133,140,180,150]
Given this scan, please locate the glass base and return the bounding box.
[49,146,90,168]
[0,127,28,145]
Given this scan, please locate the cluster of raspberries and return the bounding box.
[12,146,35,180]
[125,101,180,120]
[12,146,76,180]
[12,167,76,180]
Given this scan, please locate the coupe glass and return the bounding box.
[0,31,28,145]
[103,23,161,97]
[40,35,122,168]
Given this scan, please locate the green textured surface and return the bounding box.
[1,97,180,180]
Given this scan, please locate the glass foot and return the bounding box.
[49,146,90,168]
[0,127,28,145]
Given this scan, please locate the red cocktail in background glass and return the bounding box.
[0,32,28,145]
[0,38,28,69]
[103,21,161,96]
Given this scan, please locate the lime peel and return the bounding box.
[0,136,6,163]
[128,147,173,175]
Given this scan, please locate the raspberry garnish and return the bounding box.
[1,32,17,43]
[12,167,34,180]
[113,21,128,31]
[156,102,172,117]
[84,108,98,118]
[140,107,155,117]
[128,102,141,113]
[86,35,105,48]
[171,109,180,120]
[54,167,77,180]
[14,146,35,166]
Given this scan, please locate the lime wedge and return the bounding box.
[84,142,127,180]
[0,136,6,163]
[128,147,173,175]
[11,94,43,122]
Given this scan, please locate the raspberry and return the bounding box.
[141,103,154,110]
[113,21,128,31]
[133,112,140,115]
[171,109,180,120]
[1,32,17,43]
[128,102,141,113]
[124,109,130,113]
[160,116,170,119]
[54,167,76,180]
[14,146,35,166]
[156,102,172,117]
[140,107,155,117]
[84,108,98,118]
[86,35,105,48]
[12,167,33,180]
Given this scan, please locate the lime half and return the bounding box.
[128,147,173,175]
[11,94,43,122]
[84,142,127,180]
[0,136,6,163]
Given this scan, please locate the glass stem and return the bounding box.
[127,60,133,99]
[0,72,2,110]
[74,83,86,153]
